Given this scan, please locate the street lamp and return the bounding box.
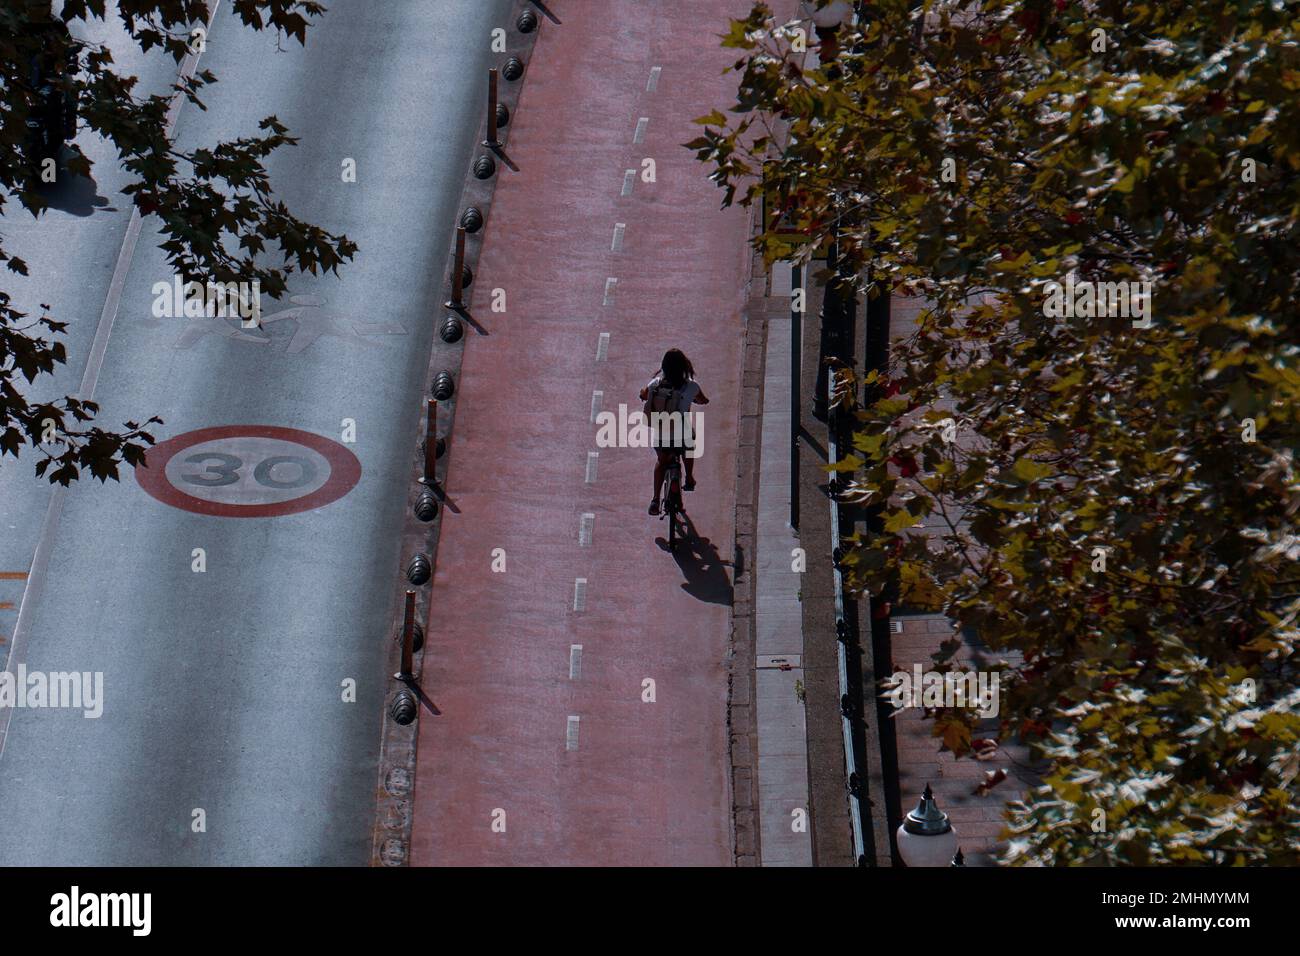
[896,784,958,867]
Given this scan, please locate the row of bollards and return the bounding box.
[390,8,540,730]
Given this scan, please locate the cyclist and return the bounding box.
[639,348,709,515]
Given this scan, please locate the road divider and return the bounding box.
[371,0,548,866]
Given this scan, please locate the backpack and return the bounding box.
[644,379,684,416]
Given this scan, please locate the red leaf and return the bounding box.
[973,768,1008,796]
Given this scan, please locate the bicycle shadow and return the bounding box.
[657,511,734,606]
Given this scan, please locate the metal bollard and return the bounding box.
[406,553,431,586]
[440,315,463,343]
[483,68,501,149]
[395,590,416,681]
[446,226,467,310]
[414,486,438,521]
[460,206,484,233]
[390,690,417,725]
[420,399,437,485]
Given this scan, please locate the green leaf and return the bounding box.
[1009,459,1054,483]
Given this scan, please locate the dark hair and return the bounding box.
[660,349,695,387]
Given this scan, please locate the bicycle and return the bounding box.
[660,448,686,551]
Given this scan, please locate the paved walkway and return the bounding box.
[887,294,1036,865]
[409,1,758,866]
[752,263,814,865]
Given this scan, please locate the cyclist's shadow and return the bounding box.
[657,512,734,606]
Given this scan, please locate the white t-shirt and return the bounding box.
[646,375,700,414]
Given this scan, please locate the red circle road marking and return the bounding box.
[134,425,362,517]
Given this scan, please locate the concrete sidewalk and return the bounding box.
[752,281,813,866]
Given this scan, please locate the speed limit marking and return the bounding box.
[134,425,361,517]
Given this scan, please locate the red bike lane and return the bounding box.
[408,1,764,865]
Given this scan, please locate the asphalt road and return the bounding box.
[0,0,512,865]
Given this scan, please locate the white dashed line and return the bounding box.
[590,390,604,422]
[611,222,625,252]
[596,332,610,361]
[646,66,661,92]
[573,578,588,612]
[633,117,648,144]
[566,715,580,751]
[579,513,595,547]
[569,645,583,680]
[585,451,599,483]
[621,170,635,196]
[602,278,617,306]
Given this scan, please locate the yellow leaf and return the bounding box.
[884,509,921,533]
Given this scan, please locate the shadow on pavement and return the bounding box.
[489,144,519,173]
[433,485,461,515]
[457,307,489,335]
[403,678,442,717]
[658,511,734,606]
[531,0,561,24]
[38,162,111,217]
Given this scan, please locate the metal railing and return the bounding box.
[827,367,869,865]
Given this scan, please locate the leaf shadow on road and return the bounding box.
[658,511,734,606]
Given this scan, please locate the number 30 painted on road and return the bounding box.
[135,425,361,517]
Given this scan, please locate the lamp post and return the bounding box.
[896,784,958,867]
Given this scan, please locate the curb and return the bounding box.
[730,245,770,867]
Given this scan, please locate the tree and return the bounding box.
[692,0,1300,864]
[1,0,356,484]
